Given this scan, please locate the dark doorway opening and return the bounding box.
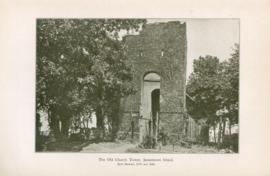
[151,89,160,139]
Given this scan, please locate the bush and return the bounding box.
[36,134,49,151]
[69,133,85,141]
[92,128,104,140]
[158,132,169,146]
[140,135,156,149]
[222,133,238,152]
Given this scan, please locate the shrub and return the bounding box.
[222,133,238,152]
[140,135,156,149]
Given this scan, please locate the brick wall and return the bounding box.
[119,21,187,141]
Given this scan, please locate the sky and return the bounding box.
[147,19,239,80]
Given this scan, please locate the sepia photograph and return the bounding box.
[2,0,270,174]
[36,18,239,153]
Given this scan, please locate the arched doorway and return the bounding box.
[140,72,160,142]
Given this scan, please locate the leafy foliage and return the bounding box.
[186,44,239,137]
[187,55,224,124]
[221,44,239,124]
[36,19,146,140]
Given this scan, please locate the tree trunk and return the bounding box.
[96,107,103,128]
[96,106,105,140]
[213,122,216,144]
[228,118,232,136]
[201,124,209,145]
[110,98,121,141]
[50,109,60,140]
[131,120,134,140]
[222,118,226,143]
[217,116,222,149]
[60,118,70,140]
[36,112,42,151]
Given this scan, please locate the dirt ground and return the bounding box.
[80,141,232,153]
[81,141,135,153]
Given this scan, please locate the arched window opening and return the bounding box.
[143,72,160,82]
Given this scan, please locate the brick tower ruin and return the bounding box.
[119,21,187,143]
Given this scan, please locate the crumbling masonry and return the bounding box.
[119,21,188,143]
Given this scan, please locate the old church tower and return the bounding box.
[120,21,187,143]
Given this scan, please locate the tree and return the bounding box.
[36,19,146,141]
[186,55,224,144]
[186,44,239,147]
[220,44,239,134]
